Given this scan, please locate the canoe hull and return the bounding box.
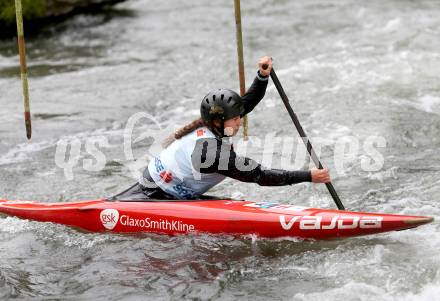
[0,199,433,240]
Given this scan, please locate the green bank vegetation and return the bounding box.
[0,0,46,25]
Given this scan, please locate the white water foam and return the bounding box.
[0,217,33,233]
[417,95,440,114]
[0,140,54,166]
[293,278,440,301]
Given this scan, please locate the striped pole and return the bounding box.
[233,0,248,139]
[15,0,32,140]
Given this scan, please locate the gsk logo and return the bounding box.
[100,209,119,230]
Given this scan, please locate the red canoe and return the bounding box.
[0,199,433,240]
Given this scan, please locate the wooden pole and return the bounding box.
[233,0,248,139]
[15,0,32,140]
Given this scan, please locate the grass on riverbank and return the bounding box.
[0,0,46,25]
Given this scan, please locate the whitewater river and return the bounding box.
[1,0,439,299]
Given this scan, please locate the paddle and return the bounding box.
[262,63,345,210]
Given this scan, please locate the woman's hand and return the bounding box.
[311,168,331,183]
[258,56,272,76]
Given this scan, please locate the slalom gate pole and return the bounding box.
[15,0,32,140]
[233,0,248,139]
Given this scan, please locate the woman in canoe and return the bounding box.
[112,56,330,201]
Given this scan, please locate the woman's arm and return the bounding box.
[240,56,273,116]
[191,138,315,186]
[240,74,269,116]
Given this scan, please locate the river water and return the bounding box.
[1,0,439,299]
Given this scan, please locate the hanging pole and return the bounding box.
[15,0,32,140]
[233,0,248,139]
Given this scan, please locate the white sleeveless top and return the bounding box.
[146,126,226,199]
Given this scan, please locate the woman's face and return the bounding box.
[223,116,241,136]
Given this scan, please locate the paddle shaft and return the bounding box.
[263,64,345,210]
